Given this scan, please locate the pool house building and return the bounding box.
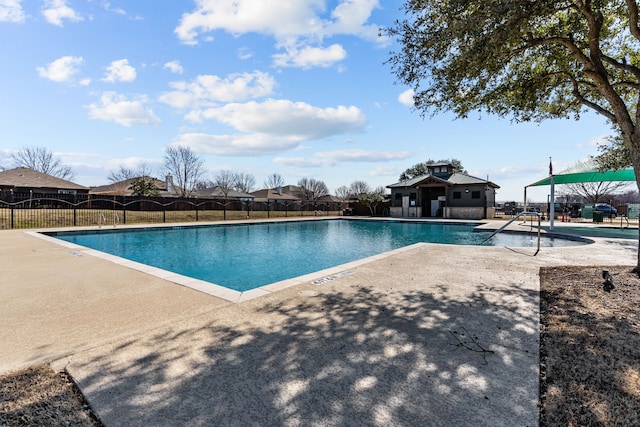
[387,163,500,220]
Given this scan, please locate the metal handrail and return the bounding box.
[482,211,541,255]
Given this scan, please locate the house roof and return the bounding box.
[0,167,88,190]
[193,186,254,199]
[90,177,168,195]
[317,194,342,203]
[387,172,499,189]
[250,188,301,201]
[447,173,500,188]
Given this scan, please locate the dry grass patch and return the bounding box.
[0,365,101,426]
[540,265,640,426]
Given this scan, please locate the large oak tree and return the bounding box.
[385,0,640,270]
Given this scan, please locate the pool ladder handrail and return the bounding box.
[482,211,542,255]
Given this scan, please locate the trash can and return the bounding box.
[592,211,604,223]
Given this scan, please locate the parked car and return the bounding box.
[596,203,617,218]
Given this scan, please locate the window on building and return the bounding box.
[471,191,481,199]
[453,191,461,199]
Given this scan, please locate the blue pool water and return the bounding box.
[49,219,587,292]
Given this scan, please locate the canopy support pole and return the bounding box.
[549,175,555,231]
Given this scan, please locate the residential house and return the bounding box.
[193,186,255,201]
[0,167,89,200]
[90,175,178,197]
[250,188,300,205]
[387,163,500,219]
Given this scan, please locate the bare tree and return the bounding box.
[11,146,75,180]
[264,173,285,190]
[559,181,630,204]
[106,166,136,196]
[193,179,215,191]
[214,170,236,199]
[106,163,158,196]
[214,170,237,220]
[108,166,136,183]
[348,181,371,199]
[108,163,155,183]
[234,172,256,193]
[334,185,351,202]
[298,177,329,202]
[163,146,205,197]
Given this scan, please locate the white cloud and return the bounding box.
[175,0,323,45]
[578,134,611,148]
[0,0,25,22]
[103,156,162,171]
[326,0,382,41]
[238,47,253,60]
[103,59,136,82]
[102,1,125,15]
[398,89,415,107]
[273,43,347,68]
[174,0,385,68]
[36,55,84,83]
[42,0,83,26]
[272,157,325,167]
[86,92,161,127]
[163,60,184,74]
[173,99,367,156]
[274,149,412,168]
[173,133,301,156]
[198,99,366,139]
[159,71,276,109]
[101,1,142,20]
[370,164,401,177]
[317,149,412,163]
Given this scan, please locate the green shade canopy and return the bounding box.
[527,160,636,187]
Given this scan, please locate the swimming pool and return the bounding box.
[48,219,587,293]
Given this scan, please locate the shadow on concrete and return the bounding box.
[69,282,540,426]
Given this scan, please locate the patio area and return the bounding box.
[1,219,637,426]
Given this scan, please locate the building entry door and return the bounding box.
[430,200,439,217]
[402,195,410,217]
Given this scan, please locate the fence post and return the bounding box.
[163,209,166,223]
[73,207,77,226]
[122,209,126,224]
[195,205,199,221]
[11,205,14,229]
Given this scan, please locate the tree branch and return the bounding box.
[626,0,640,41]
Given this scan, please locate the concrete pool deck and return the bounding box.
[1,218,638,426]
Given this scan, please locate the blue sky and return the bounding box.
[0,0,615,201]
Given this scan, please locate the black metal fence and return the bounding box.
[0,193,344,230]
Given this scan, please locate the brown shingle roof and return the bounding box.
[90,177,168,195]
[193,187,255,199]
[0,167,88,190]
[249,188,300,201]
